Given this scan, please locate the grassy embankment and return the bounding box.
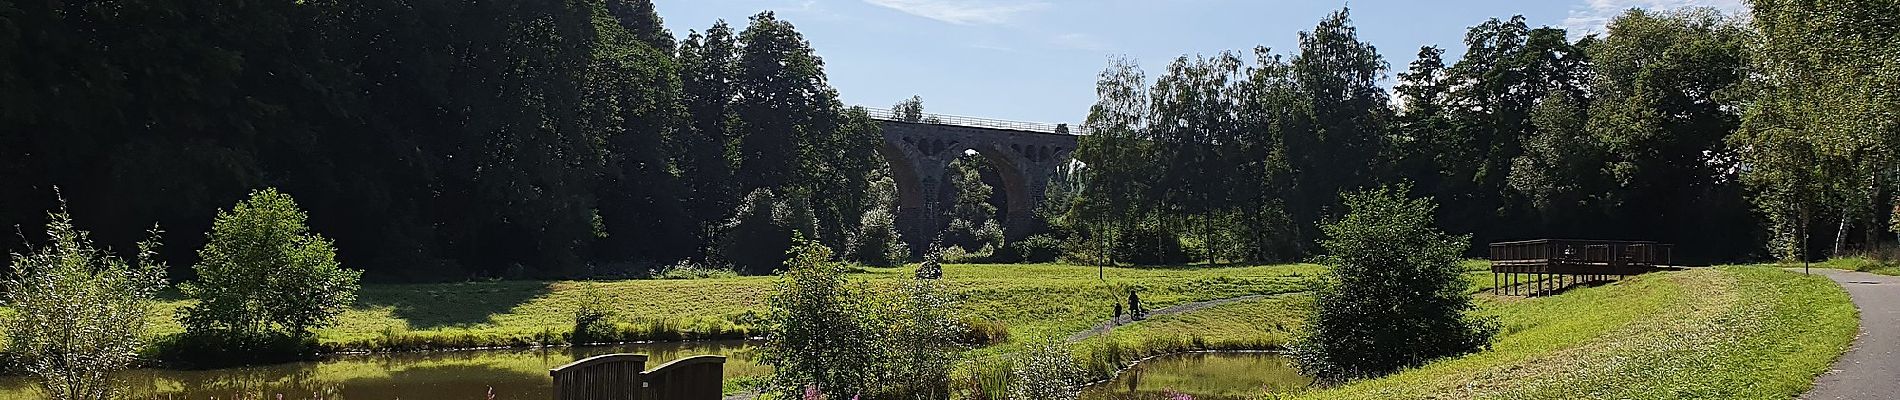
[1811,256,1900,276]
[1262,266,1857,400]
[115,263,1321,354]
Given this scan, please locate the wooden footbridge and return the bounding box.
[550,354,725,400]
[1490,239,1684,296]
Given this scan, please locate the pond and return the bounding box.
[1080,352,1312,400]
[0,341,764,400]
[0,345,1306,400]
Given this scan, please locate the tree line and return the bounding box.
[1055,3,1899,266]
[4,0,1895,281]
[0,0,894,280]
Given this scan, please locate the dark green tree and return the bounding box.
[1291,185,1495,382]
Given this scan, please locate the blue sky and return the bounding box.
[652,0,1746,124]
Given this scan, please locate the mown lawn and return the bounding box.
[1811,256,1900,276]
[1281,266,1856,400]
[120,263,1322,352]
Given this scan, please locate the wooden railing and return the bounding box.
[550,354,726,400]
[1488,239,1679,297]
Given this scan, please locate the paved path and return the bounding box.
[1802,268,1900,400]
[1065,294,1273,342]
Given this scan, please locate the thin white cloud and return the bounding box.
[1050,33,1112,52]
[1563,0,1747,35]
[862,0,1051,25]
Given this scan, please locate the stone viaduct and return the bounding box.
[867,109,1080,253]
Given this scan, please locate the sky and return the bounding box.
[652,0,1747,125]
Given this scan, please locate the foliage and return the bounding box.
[761,238,884,398]
[570,289,616,345]
[1292,185,1496,383]
[1000,235,1062,264]
[651,260,741,280]
[2,202,167,400]
[1738,0,1900,260]
[1007,340,1085,400]
[181,188,361,340]
[760,237,967,399]
[0,1,883,281]
[944,154,1005,253]
[850,206,909,267]
[1294,267,1854,400]
[719,189,814,275]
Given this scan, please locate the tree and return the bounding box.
[718,188,816,275]
[943,154,1004,253]
[1069,56,1156,266]
[761,238,882,397]
[1589,8,1753,260]
[1285,8,1392,251]
[1508,90,1606,222]
[1741,0,1900,258]
[1292,185,1496,382]
[677,21,744,245]
[181,188,362,341]
[760,237,965,399]
[733,11,840,192]
[3,201,167,400]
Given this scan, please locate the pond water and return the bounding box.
[0,345,1305,400]
[1079,352,1312,400]
[0,341,764,400]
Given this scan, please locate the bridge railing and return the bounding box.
[860,106,1088,135]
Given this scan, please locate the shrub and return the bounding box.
[850,206,910,267]
[651,260,739,280]
[1008,340,1084,400]
[718,189,813,275]
[1114,223,1185,265]
[1010,235,1062,263]
[959,317,1010,345]
[178,188,362,357]
[761,237,966,400]
[570,291,616,345]
[2,202,168,399]
[760,237,885,398]
[1291,185,1497,383]
[915,243,945,279]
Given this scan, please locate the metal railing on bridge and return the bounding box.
[860,106,1088,135]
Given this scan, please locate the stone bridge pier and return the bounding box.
[875,120,1077,256]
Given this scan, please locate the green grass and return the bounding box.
[1289,266,1857,400]
[1811,256,1900,276]
[1070,295,1309,380]
[112,263,1322,353]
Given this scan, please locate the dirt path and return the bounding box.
[1065,294,1273,342]
[1802,268,1900,400]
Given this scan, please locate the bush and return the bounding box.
[650,260,739,280]
[959,317,1010,345]
[2,202,168,399]
[760,238,885,397]
[1008,340,1084,400]
[178,188,362,358]
[1114,223,1185,265]
[718,189,814,275]
[1008,235,1062,263]
[850,206,910,267]
[1290,185,1497,383]
[570,290,616,345]
[760,237,965,400]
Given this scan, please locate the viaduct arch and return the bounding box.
[869,111,1079,254]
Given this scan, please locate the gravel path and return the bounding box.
[1802,268,1900,400]
[1065,294,1273,342]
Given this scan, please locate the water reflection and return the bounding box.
[0,341,762,400]
[1080,352,1310,400]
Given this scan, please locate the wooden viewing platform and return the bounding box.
[1490,239,1682,296]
